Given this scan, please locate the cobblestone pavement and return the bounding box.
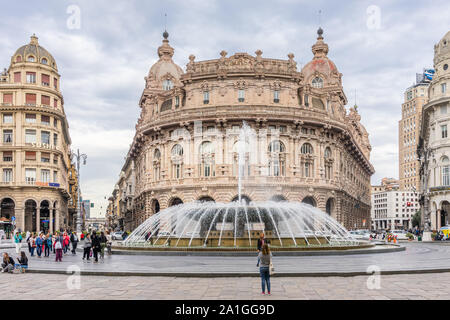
[4,272,450,300]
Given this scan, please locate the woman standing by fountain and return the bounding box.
[258,243,272,295]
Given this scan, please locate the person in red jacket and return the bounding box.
[63,232,70,254]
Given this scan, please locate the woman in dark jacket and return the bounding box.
[1,252,15,273]
[91,232,101,263]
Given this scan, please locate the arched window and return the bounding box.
[232,140,251,177]
[324,147,332,158]
[443,156,450,186]
[162,79,173,90]
[16,56,22,62]
[171,144,184,179]
[301,143,313,154]
[268,140,286,176]
[41,58,48,65]
[27,56,35,62]
[199,141,215,177]
[312,77,323,88]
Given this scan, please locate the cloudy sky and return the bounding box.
[1,0,449,217]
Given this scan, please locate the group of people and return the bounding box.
[20,231,79,262]
[1,251,27,273]
[82,231,111,263]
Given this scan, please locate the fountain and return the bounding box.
[122,122,369,252]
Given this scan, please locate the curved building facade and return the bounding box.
[419,31,450,231]
[117,29,374,231]
[0,35,72,234]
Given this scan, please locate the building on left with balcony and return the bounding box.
[0,35,73,236]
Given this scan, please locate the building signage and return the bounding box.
[35,182,60,187]
[31,142,56,150]
[430,186,450,192]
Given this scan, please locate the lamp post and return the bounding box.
[418,145,434,241]
[73,149,87,234]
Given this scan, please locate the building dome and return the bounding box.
[145,32,184,89]
[11,34,57,70]
[434,31,450,70]
[301,28,341,87]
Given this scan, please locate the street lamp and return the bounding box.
[73,148,87,234]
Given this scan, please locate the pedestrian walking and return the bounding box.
[106,231,112,255]
[14,232,22,254]
[63,232,70,254]
[44,233,52,257]
[55,239,63,262]
[83,234,92,261]
[258,243,272,295]
[35,233,43,258]
[91,232,101,263]
[99,232,107,260]
[70,232,79,254]
[29,234,36,256]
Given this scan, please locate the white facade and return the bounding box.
[371,190,420,230]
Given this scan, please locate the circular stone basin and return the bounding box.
[121,201,371,251]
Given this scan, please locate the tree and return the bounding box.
[412,210,421,228]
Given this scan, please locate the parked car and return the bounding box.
[349,229,371,241]
[112,231,124,240]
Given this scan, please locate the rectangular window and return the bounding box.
[41,95,50,106]
[175,96,180,108]
[53,99,58,109]
[3,93,12,105]
[54,77,58,90]
[41,74,50,86]
[3,169,12,183]
[53,171,58,183]
[25,129,36,144]
[41,152,50,163]
[442,106,448,114]
[41,131,50,145]
[238,89,245,102]
[25,113,36,123]
[279,125,287,133]
[25,169,36,183]
[41,115,50,125]
[25,93,36,105]
[3,114,12,124]
[25,151,36,161]
[203,91,210,104]
[54,118,58,128]
[14,72,21,83]
[26,72,36,84]
[274,90,280,103]
[443,166,450,186]
[53,154,58,165]
[53,133,58,146]
[442,125,448,139]
[3,151,12,162]
[3,130,12,143]
[304,94,309,107]
[442,83,447,94]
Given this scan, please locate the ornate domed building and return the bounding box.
[0,35,73,235]
[113,29,374,232]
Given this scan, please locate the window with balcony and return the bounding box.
[238,89,245,102]
[3,169,12,183]
[25,93,37,106]
[25,114,36,125]
[41,152,50,163]
[3,114,12,124]
[3,94,12,105]
[41,169,50,183]
[3,130,12,143]
[25,129,36,144]
[25,151,36,161]
[41,74,50,86]
[41,115,50,125]
[26,72,36,84]
[41,95,50,106]
[41,131,50,145]
[53,171,58,183]
[3,151,12,162]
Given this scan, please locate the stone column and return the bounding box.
[36,209,40,233]
[50,209,54,233]
[55,209,60,232]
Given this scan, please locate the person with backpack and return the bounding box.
[70,232,79,254]
[35,233,43,258]
[55,238,63,262]
[258,243,273,295]
[83,234,92,261]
